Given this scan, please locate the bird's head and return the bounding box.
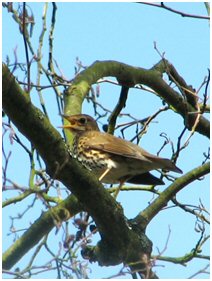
[61,114,99,132]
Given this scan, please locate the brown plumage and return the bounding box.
[62,114,182,185]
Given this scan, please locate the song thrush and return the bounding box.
[61,114,182,186]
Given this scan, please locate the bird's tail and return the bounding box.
[157,158,182,174]
[145,153,183,174]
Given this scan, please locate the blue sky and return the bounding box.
[2,2,210,279]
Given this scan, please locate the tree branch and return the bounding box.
[107,86,129,134]
[64,60,209,138]
[2,195,82,270]
[137,2,210,20]
[133,162,210,229]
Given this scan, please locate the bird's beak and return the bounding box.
[59,114,83,131]
[58,114,75,129]
[60,124,73,129]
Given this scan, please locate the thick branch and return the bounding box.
[64,60,209,138]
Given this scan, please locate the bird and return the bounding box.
[61,114,182,188]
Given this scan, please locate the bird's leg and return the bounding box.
[99,168,125,199]
[99,167,112,182]
[113,180,125,199]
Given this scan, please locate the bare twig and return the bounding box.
[137,2,210,20]
[188,264,210,279]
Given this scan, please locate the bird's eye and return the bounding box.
[79,117,87,124]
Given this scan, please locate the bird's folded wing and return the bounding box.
[85,132,147,160]
[84,132,182,174]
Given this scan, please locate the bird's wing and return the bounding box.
[83,132,182,173]
[84,132,148,160]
